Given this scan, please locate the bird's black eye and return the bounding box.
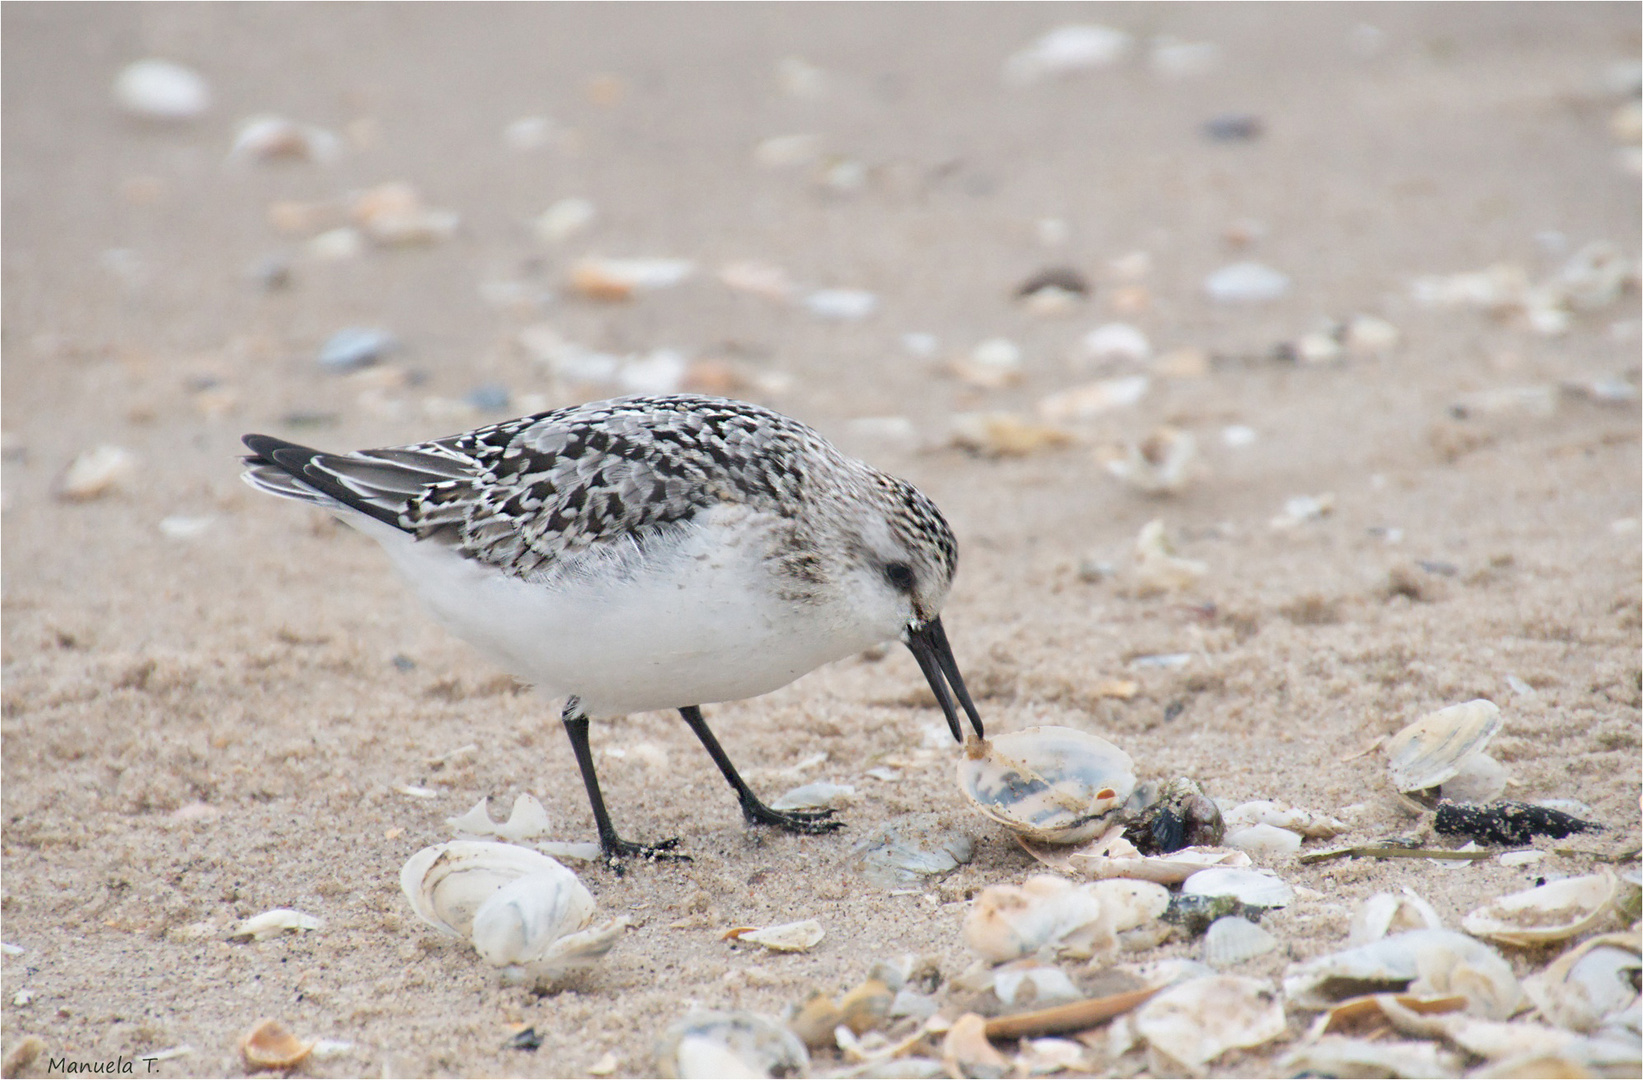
[884,561,915,592]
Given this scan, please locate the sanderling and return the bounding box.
[242,394,983,861]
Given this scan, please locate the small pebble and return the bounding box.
[1203,113,1263,141]
[318,328,396,372]
[1221,425,1257,448]
[1082,323,1150,363]
[229,115,342,165]
[1003,24,1132,85]
[465,384,511,412]
[503,116,553,151]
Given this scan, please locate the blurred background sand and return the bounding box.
[3,4,1639,1077]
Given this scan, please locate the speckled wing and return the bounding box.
[243,395,819,578]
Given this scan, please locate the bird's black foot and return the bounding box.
[740,799,846,835]
[600,834,691,873]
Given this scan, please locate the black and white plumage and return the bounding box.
[242,394,983,861]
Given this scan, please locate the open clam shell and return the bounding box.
[957,726,1136,844]
[400,841,574,940]
[1385,699,1501,794]
[1283,929,1522,1020]
[1461,869,1623,947]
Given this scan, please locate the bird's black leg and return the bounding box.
[678,705,845,835]
[561,697,687,867]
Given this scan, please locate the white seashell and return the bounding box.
[1345,314,1400,356]
[57,445,137,501]
[229,115,341,165]
[231,909,323,941]
[717,260,795,302]
[400,841,577,941]
[1280,1035,1461,1079]
[503,116,553,151]
[1283,929,1522,1019]
[851,816,973,888]
[1181,867,1294,909]
[1036,375,1148,422]
[1270,492,1335,529]
[159,514,217,540]
[1440,751,1509,803]
[752,133,823,169]
[956,726,1136,844]
[619,349,688,396]
[306,227,363,262]
[470,871,592,965]
[445,794,553,842]
[951,338,1022,389]
[655,1010,808,1080]
[1385,699,1502,793]
[770,782,855,811]
[992,961,1082,1007]
[1222,800,1348,839]
[351,182,458,245]
[113,60,211,120]
[1104,427,1197,495]
[1223,823,1302,859]
[1349,887,1443,945]
[1461,870,1621,947]
[1003,25,1132,85]
[534,198,597,243]
[1082,323,1151,363]
[735,919,824,953]
[1204,262,1290,303]
[570,258,696,301]
[802,288,877,321]
[1522,932,1641,1033]
[1202,916,1277,968]
[1133,976,1287,1070]
[1132,519,1207,594]
[1557,241,1635,311]
[963,875,1167,963]
[949,413,1072,457]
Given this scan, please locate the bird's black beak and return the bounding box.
[903,616,985,743]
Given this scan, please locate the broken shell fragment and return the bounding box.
[230,909,323,942]
[1385,699,1502,799]
[949,413,1073,457]
[1349,888,1444,945]
[1036,375,1148,422]
[1222,800,1349,839]
[950,338,1023,389]
[351,182,459,245]
[941,1013,1010,1079]
[570,257,696,301]
[1283,929,1523,1019]
[533,198,596,243]
[1103,427,1197,495]
[1132,519,1207,594]
[1461,870,1622,947]
[956,726,1136,844]
[1280,1035,1461,1079]
[1181,867,1294,910]
[963,875,1168,963]
[229,115,341,165]
[56,445,137,501]
[445,793,553,842]
[850,815,973,888]
[239,1019,314,1071]
[1133,976,1287,1071]
[1202,916,1278,969]
[1223,823,1302,859]
[732,919,825,953]
[771,781,854,811]
[1522,931,1641,1032]
[655,1010,808,1080]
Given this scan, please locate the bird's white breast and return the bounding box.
[352,502,901,715]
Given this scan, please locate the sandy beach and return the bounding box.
[3,4,1639,1077]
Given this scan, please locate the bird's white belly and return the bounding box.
[355,505,897,715]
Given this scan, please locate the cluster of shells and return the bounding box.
[651,704,1636,1076]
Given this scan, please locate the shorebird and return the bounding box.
[242,394,984,862]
